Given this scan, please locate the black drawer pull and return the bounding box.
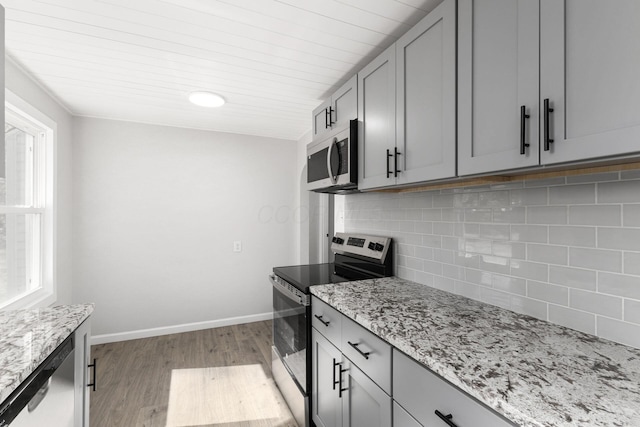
[520,105,530,155]
[435,410,458,427]
[314,314,330,327]
[347,341,370,359]
[88,358,97,391]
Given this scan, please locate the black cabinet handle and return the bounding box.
[386,149,393,178]
[347,341,370,359]
[332,358,340,390]
[88,358,97,391]
[338,365,348,398]
[544,98,554,151]
[314,314,330,327]
[435,410,458,427]
[328,106,335,126]
[325,108,331,129]
[394,147,401,177]
[520,105,530,155]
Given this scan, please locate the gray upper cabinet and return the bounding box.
[458,0,540,176]
[359,0,456,190]
[540,0,640,165]
[460,0,640,176]
[313,75,358,140]
[396,0,457,184]
[358,44,397,190]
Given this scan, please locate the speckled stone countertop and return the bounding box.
[310,277,640,427]
[0,304,94,404]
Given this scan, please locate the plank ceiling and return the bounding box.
[3,0,442,140]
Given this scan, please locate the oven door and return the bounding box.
[270,274,308,393]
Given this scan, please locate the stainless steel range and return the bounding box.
[269,232,393,427]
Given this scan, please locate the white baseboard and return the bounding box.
[91,312,273,345]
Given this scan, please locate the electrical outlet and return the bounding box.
[233,241,242,252]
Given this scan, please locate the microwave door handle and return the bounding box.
[327,137,339,184]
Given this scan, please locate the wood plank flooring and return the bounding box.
[90,320,292,427]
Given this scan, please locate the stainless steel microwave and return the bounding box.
[306,119,358,194]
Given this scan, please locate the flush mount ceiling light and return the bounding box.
[188,91,225,108]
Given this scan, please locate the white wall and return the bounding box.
[72,117,298,339]
[5,57,75,306]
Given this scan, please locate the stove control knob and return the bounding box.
[375,243,384,251]
[333,237,344,245]
[368,242,376,250]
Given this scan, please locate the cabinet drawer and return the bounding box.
[341,316,392,394]
[393,350,516,427]
[311,297,342,345]
[393,402,421,427]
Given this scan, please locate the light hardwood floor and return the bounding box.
[90,320,293,427]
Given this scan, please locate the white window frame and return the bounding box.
[0,89,56,310]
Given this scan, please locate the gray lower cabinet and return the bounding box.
[74,318,92,426]
[311,329,392,427]
[393,350,516,427]
[393,402,422,427]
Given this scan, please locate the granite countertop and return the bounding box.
[0,304,94,404]
[310,277,640,427]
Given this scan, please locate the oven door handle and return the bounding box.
[269,274,310,306]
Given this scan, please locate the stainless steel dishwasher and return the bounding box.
[0,335,75,426]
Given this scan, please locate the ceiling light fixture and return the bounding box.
[188,91,225,108]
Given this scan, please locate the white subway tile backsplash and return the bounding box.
[598,227,640,251]
[510,188,548,206]
[549,184,595,205]
[493,274,526,296]
[623,204,640,227]
[624,252,640,276]
[492,241,526,259]
[624,299,640,325]
[569,289,623,319]
[598,272,640,299]
[511,225,548,243]
[548,305,596,335]
[511,260,549,281]
[598,180,640,203]
[527,244,568,265]
[479,254,511,275]
[549,265,597,291]
[527,206,567,225]
[549,226,595,247]
[570,247,622,272]
[597,317,640,348]
[344,171,640,349]
[492,207,526,224]
[568,205,621,226]
[465,208,492,223]
[527,281,568,305]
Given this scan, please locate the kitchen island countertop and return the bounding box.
[311,277,640,427]
[0,304,94,404]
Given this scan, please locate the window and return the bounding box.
[0,90,56,310]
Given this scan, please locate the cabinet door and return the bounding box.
[313,99,332,139]
[312,328,343,427]
[458,0,540,175]
[341,361,391,427]
[358,44,396,190]
[540,0,640,164]
[396,0,456,184]
[393,402,422,427]
[332,75,358,129]
[74,319,92,427]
